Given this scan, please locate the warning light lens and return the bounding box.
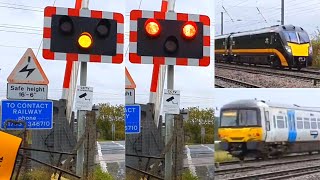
[164,36,179,53]
[145,19,161,37]
[96,19,111,38]
[59,16,74,35]
[182,21,197,39]
[78,32,93,49]
[97,24,109,37]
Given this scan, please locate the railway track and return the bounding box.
[215,84,225,88]
[227,165,320,180]
[216,63,320,85]
[217,153,320,167]
[215,156,320,176]
[216,62,320,75]
[215,75,264,88]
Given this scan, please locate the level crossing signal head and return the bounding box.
[129,10,210,67]
[42,6,124,64]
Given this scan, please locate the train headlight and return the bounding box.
[309,45,313,55]
[285,46,292,54]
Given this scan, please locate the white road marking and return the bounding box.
[112,141,125,149]
[97,141,108,173]
[201,144,214,152]
[185,145,197,176]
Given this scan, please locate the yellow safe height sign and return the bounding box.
[0,131,22,179]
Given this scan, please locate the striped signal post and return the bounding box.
[149,0,169,128]
[61,0,82,125]
[165,1,175,179]
[78,0,88,176]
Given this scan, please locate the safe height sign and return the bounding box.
[7,84,48,100]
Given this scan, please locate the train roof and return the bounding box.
[221,99,320,112]
[216,24,307,38]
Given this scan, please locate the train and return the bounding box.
[218,99,320,160]
[215,25,313,70]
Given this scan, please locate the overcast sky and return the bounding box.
[214,88,320,116]
[215,0,320,38]
[0,0,214,109]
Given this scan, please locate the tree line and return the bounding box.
[96,103,215,144]
[311,30,320,68]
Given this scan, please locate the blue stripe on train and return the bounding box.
[287,110,297,142]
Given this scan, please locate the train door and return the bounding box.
[287,110,297,142]
[224,37,228,54]
[266,109,278,142]
[229,35,234,62]
[264,109,274,142]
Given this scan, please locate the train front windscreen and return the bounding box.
[283,31,310,44]
[220,109,261,127]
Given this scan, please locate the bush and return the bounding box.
[17,168,52,180]
[182,170,199,180]
[215,151,236,163]
[89,166,114,180]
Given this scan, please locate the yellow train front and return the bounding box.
[215,25,313,70]
[218,100,265,160]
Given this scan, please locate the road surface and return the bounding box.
[96,141,214,179]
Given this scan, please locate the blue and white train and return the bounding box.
[218,99,320,160]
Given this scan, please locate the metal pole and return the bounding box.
[281,0,284,25]
[76,0,89,176]
[165,1,176,179]
[221,12,224,35]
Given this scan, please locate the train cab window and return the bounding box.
[311,118,317,129]
[284,31,299,44]
[298,32,310,44]
[239,110,258,126]
[276,116,285,129]
[304,118,310,129]
[220,110,238,127]
[317,118,320,129]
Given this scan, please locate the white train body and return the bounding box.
[219,99,320,159]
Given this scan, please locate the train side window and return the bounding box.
[277,116,285,129]
[297,121,303,129]
[304,118,310,129]
[311,118,317,129]
[273,115,276,128]
[318,118,320,129]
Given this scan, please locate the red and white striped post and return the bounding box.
[61,0,83,127]
[149,0,169,103]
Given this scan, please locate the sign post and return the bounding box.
[2,48,52,130]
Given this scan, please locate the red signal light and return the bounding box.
[145,19,161,37]
[182,21,197,39]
